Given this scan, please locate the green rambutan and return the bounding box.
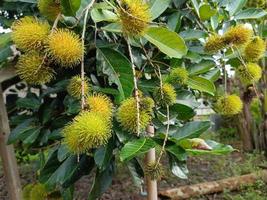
[223,24,253,46]
[38,0,61,21]
[16,51,55,85]
[214,94,243,115]
[118,0,151,36]
[11,16,50,51]
[67,75,90,99]
[153,83,177,107]
[237,63,262,85]
[86,93,113,120]
[22,184,34,200]
[116,97,152,133]
[144,162,164,180]
[29,184,48,200]
[46,29,84,67]
[246,0,266,9]
[140,97,155,113]
[204,34,226,53]
[166,67,189,85]
[63,111,111,154]
[244,37,265,62]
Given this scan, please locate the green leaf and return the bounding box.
[201,67,221,82]
[234,8,267,20]
[16,97,41,110]
[180,29,207,41]
[7,118,34,144]
[170,103,195,120]
[170,121,211,142]
[88,163,114,200]
[149,0,171,20]
[166,145,187,161]
[176,90,200,108]
[94,139,114,171]
[0,45,12,63]
[187,76,216,96]
[120,138,156,161]
[98,48,134,102]
[190,0,199,16]
[186,140,235,155]
[57,144,70,162]
[91,9,118,22]
[168,154,188,179]
[226,0,247,16]
[60,0,81,16]
[23,127,41,144]
[199,4,216,21]
[187,60,216,76]
[0,33,12,48]
[127,158,144,187]
[144,27,187,58]
[101,23,122,33]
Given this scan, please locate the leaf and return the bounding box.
[127,158,144,187]
[97,48,134,102]
[190,0,199,16]
[101,23,122,33]
[23,127,41,144]
[170,103,195,120]
[166,145,187,161]
[0,33,12,48]
[149,0,171,20]
[234,8,267,20]
[199,4,216,21]
[170,121,211,142]
[168,154,188,179]
[94,139,114,171]
[60,0,81,16]
[187,76,216,96]
[186,140,235,155]
[57,144,70,162]
[176,90,200,108]
[187,60,216,76]
[144,27,187,59]
[7,118,34,144]
[226,0,247,16]
[88,163,115,200]
[120,138,156,161]
[0,45,12,63]
[201,67,221,82]
[180,29,207,41]
[16,97,41,110]
[91,9,118,22]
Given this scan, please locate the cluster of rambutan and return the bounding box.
[12,0,84,85]
[63,93,113,154]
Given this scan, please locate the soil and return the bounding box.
[0,150,266,200]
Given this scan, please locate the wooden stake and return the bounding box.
[159,170,267,199]
[145,125,158,200]
[0,84,22,200]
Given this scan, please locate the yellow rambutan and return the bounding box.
[116,97,152,133]
[11,16,50,51]
[67,75,90,99]
[204,34,226,53]
[118,0,151,36]
[86,93,113,120]
[38,0,61,21]
[46,29,84,67]
[63,111,111,154]
[16,51,55,85]
[22,184,34,200]
[153,83,177,107]
[244,37,265,62]
[166,67,189,85]
[237,63,262,85]
[223,24,253,46]
[29,184,48,200]
[144,162,164,180]
[246,0,266,8]
[214,94,243,115]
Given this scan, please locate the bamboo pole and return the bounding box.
[0,84,22,200]
[145,125,158,200]
[159,170,267,199]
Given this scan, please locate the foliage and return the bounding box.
[1,0,266,199]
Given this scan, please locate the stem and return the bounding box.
[127,39,141,136]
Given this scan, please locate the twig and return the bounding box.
[127,39,141,136]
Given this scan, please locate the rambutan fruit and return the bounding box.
[63,111,111,154]
[67,75,90,99]
[153,83,177,107]
[116,97,152,133]
[244,37,265,62]
[38,0,61,21]
[214,94,243,115]
[16,51,55,85]
[140,97,155,113]
[166,67,189,85]
[11,16,50,51]
[223,24,253,46]
[118,0,151,36]
[29,184,47,200]
[144,162,164,180]
[86,93,113,120]
[237,63,262,85]
[204,34,226,53]
[46,29,84,67]
[246,0,266,8]
[22,184,34,200]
